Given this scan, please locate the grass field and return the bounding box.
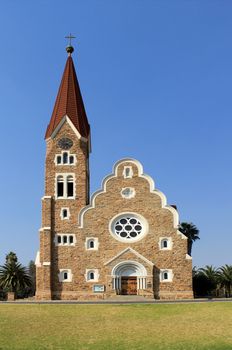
[0,302,231,350]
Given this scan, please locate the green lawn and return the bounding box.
[0,303,231,350]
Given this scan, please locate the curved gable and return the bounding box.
[78,158,179,229]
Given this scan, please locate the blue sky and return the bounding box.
[0,1,231,268]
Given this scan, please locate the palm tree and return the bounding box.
[198,265,219,296]
[218,265,232,297]
[0,252,31,299]
[178,222,200,256]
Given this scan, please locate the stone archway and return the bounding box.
[112,261,147,295]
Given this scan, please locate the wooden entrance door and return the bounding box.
[121,277,137,295]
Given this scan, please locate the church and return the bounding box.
[35,43,193,300]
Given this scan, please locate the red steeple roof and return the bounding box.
[45,52,90,139]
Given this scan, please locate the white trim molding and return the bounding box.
[104,247,154,267]
[85,269,99,282]
[43,262,51,266]
[60,207,71,220]
[55,173,76,199]
[78,158,179,230]
[35,251,41,267]
[160,269,173,282]
[85,237,99,251]
[58,269,73,282]
[158,237,173,250]
[54,233,76,246]
[55,150,77,166]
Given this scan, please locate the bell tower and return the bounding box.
[36,42,90,299]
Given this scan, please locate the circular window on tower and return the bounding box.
[109,213,148,242]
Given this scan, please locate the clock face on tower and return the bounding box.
[57,137,73,150]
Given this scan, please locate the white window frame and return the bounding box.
[55,151,77,166]
[58,269,72,282]
[123,166,133,178]
[55,234,76,246]
[85,237,99,251]
[60,207,71,220]
[159,237,173,250]
[55,173,75,199]
[160,269,173,282]
[85,269,99,282]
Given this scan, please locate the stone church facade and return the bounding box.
[35,45,193,300]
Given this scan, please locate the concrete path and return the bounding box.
[1,296,232,305]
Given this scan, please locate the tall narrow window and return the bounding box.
[163,272,168,280]
[57,176,64,197]
[69,155,74,164]
[57,156,62,164]
[67,176,74,197]
[63,152,68,164]
[63,235,67,244]
[89,272,94,280]
[63,209,68,218]
[58,235,62,244]
[63,272,68,280]
[89,240,94,249]
[69,236,73,244]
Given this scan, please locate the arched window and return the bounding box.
[69,155,74,164]
[89,240,94,249]
[160,238,172,250]
[69,236,73,244]
[63,235,67,244]
[85,238,98,250]
[163,272,168,280]
[63,152,68,164]
[58,269,72,282]
[57,176,64,197]
[160,269,173,282]
[161,239,168,249]
[67,176,74,197]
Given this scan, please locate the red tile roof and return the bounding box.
[45,55,90,139]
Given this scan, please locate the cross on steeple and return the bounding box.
[65,33,76,46]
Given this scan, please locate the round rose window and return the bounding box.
[111,214,147,242]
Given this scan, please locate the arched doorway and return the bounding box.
[112,261,147,295]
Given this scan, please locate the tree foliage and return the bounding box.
[0,252,31,296]
[179,222,200,256]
